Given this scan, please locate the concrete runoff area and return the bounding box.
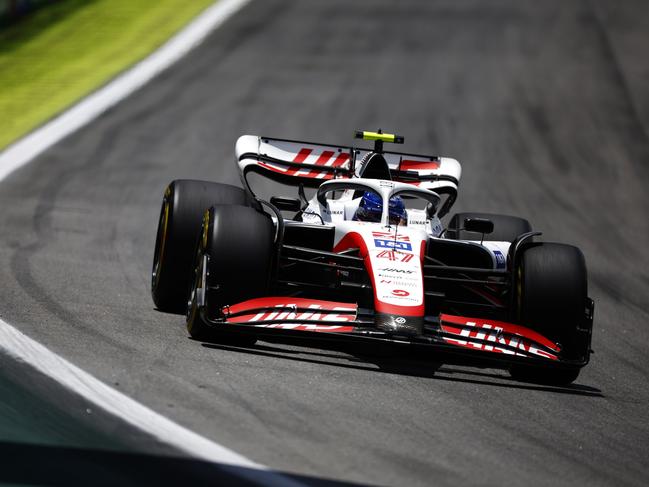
[0,0,648,485]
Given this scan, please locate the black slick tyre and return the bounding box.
[447,212,532,242]
[186,204,275,345]
[510,243,590,385]
[151,180,251,313]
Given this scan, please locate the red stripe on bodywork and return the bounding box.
[332,153,350,167]
[258,161,285,173]
[320,152,351,179]
[286,148,313,176]
[257,150,351,180]
[302,150,334,177]
[400,159,441,171]
[293,148,312,162]
[440,314,560,360]
[222,297,357,333]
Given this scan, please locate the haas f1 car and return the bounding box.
[152,131,594,385]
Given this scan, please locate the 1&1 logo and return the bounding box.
[374,239,412,251]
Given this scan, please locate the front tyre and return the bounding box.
[510,243,591,385]
[187,204,275,345]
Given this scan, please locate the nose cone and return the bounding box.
[333,223,428,336]
[365,232,427,336]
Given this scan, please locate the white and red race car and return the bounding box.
[152,131,594,385]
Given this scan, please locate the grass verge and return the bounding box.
[0,0,216,150]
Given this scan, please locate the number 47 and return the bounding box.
[376,250,414,262]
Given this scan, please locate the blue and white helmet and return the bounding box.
[353,192,406,226]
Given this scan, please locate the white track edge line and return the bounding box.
[0,0,306,484]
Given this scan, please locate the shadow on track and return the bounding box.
[200,340,603,398]
[0,441,369,487]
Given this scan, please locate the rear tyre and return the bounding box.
[151,180,251,313]
[447,212,532,242]
[510,243,590,385]
[186,204,275,345]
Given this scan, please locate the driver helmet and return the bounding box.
[353,191,407,226]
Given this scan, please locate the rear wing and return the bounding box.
[235,135,462,215]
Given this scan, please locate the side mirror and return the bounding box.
[270,196,302,212]
[464,217,494,235]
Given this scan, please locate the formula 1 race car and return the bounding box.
[151,131,594,385]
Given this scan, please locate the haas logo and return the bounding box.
[381,268,415,274]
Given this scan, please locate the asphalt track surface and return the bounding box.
[1,0,648,485]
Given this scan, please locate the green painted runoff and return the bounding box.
[0,0,216,150]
